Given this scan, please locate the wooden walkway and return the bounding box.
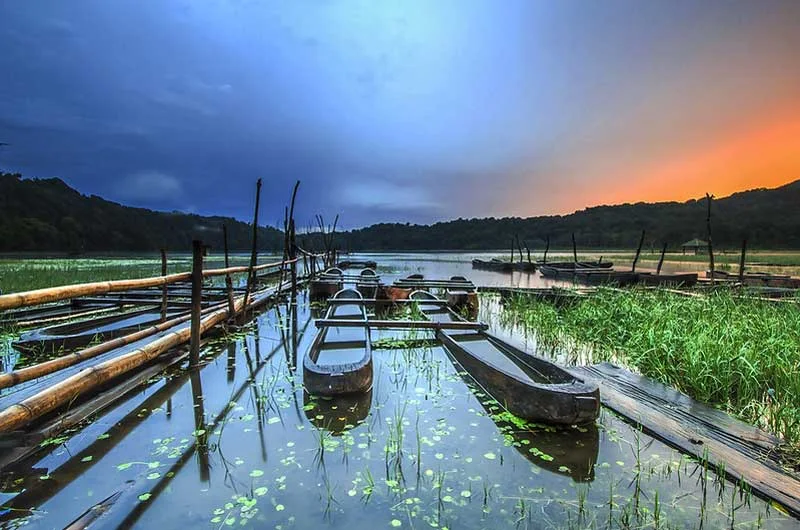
[572,362,800,517]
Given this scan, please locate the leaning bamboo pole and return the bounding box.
[0,259,295,311]
[0,284,278,433]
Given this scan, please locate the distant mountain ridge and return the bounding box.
[2,171,799,252]
[0,172,283,252]
[334,179,800,251]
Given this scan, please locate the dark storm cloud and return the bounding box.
[1,1,799,227]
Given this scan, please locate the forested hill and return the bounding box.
[336,179,800,251]
[2,171,800,252]
[0,172,283,252]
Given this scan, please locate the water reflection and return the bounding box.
[303,390,373,436]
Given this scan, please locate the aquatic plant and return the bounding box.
[501,288,800,452]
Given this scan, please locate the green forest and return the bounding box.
[2,171,799,253]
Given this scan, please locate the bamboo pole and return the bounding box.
[706,193,715,285]
[0,283,285,433]
[0,259,292,312]
[160,249,168,322]
[509,238,515,265]
[190,240,203,366]
[243,178,263,310]
[515,234,524,262]
[222,224,235,317]
[739,239,747,284]
[656,242,668,275]
[572,233,578,263]
[524,240,532,265]
[543,235,550,263]
[631,229,646,272]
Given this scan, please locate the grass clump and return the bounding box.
[502,288,800,451]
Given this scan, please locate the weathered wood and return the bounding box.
[0,280,286,433]
[190,240,203,366]
[656,242,667,274]
[327,298,449,306]
[222,224,236,317]
[739,238,747,284]
[0,259,293,312]
[243,178,263,309]
[572,363,800,517]
[543,235,550,263]
[316,318,488,331]
[571,233,577,262]
[159,249,168,322]
[631,229,645,272]
[706,193,715,284]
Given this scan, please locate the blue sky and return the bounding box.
[1,1,798,228]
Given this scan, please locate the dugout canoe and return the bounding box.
[409,290,599,425]
[303,289,372,396]
[636,272,699,287]
[471,258,512,272]
[309,267,345,300]
[355,268,380,299]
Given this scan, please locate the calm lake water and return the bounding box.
[0,253,797,529]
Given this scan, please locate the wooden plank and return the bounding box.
[326,298,449,306]
[316,318,487,330]
[573,363,800,517]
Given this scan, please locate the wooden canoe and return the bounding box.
[471,258,512,272]
[13,306,180,355]
[304,289,372,396]
[445,276,478,316]
[410,290,600,425]
[636,272,699,287]
[309,267,344,300]
[355,268,380,299]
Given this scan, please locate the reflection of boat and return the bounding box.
[637,272,698,287]
[573,270,639,286]
[410,290,600,425]
[355,268,380,298]
[13,307,180,354]
[304,289,372,396]
[309,267,344,300]
[303,389,372,435]
[451,364,599,482]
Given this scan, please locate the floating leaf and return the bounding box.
[390,520,402,527]
[483,452,496,460]
[249,469,264,478]
[81,455,93,463]
[275,504,285,511]
[138,493,152,502]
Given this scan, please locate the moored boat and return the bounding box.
[472,258,512,272]
[309,267,344,300]
[445,276,478,316]
[355,268,380,298]
[636,272,699,287]
[304,289,373,396]
[409,290,600,425]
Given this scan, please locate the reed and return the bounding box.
[502,288,800,450]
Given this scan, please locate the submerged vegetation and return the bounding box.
[501,289,800,452]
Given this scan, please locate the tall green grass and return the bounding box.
[502,289,800,451]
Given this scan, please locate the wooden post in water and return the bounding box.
[543,235,550,263]
[160,249,168,322]
[189,368,210,481]
[738,239,747,284]
[631,229,646,272]
[656,242,667,275]
[524,240,532,264]
[572,233,578,263]
[243,178,262,310]
[515,234,525,263]
[510,238,515,264]
[190,239,203,366]
[706,193,715,284]
[222,224,236,318]
[287,181,300,308]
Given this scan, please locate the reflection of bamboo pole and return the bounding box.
[0,284,281,433]
[0,259,295,311]
[189,369,209,482]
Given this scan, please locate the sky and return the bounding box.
[1,0,798,228]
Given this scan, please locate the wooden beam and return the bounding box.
[316,319,487,331]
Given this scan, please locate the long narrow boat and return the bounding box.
[309,267,344,300]
[706,270,800,289]
[445,276,478,315]
[541,261,613,270]
[355,268,380,298]
[572,269,639,286]
[472,258,512,272]
[304,289,372,396]
[410,290,599,424]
